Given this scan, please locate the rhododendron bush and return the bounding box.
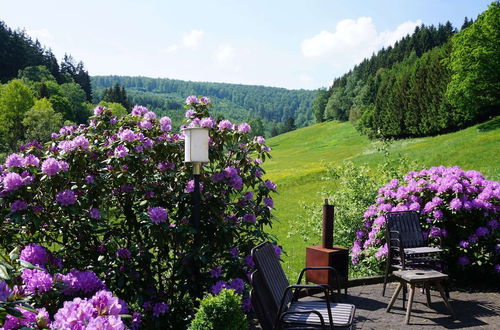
[352,166,499,280]
[0,96,276,328]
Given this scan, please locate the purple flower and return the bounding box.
[218,120,232,130]
[199,96,211,105]
[264,180,277,191]
[0,281,12,301]
[116,248,131,259]
[229,278,245,294]
[459,240,469,248]
[94,106,104,115]
[468,234,479,243]
[21,268,53,294]
[185,180,203,193]
[52,298,95,328]
[132,105,149,116]
[10,199,28,212]
[5,153,25,168]
[433,209,443,219]
[264,197,274,208]
[487,219,499,230]
[41,158,68,176]
[2,308,39,329]
[256,136,266,144]
[475,226,490,237]
[495,265,500,273]
[91,290,123,316]
[375,244,388,260]
[244,255,255,268]
[273,245,282,258]
[114,145,129,158]
[59,269,105,296]
[139,120,152,130]
[243,192,254,200]
[457,256,470,266]
[85,174,95,184]
[89,208,101,219]
[230,247,239,258]
[2,173,24,191]
[238,123,251,133]
[200,117,215,128]
[450,198,462,210]
[56,189,77,206]
[185,109,197,118]
[73,135,89,149]
[210,266,222,278]
[210,281,229,295]
[58,140,75,153]
[229,176,243,190]
[143,111,157,119]
[242,297,252,312]
[186,95,198,105]
[152,302,169,317]
[160,116,172,131]
[20,243,49,267]
[23,154,40,167]
[148,206,168,223]
[118,129,136,142]
[131,312,142,330]
[243,214,256,224]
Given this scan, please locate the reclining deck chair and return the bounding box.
[383,211,444,297]
[250,242,356,329]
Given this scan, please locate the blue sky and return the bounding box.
[1,0,492,89]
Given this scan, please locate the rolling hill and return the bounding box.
[263,118,500,279]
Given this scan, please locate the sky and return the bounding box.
[1,0,493,90]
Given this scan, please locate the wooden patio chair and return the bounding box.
[250,242,356,329]
[382,211,444,297]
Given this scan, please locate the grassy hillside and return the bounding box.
[263,119,500,279]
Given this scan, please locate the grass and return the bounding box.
[262,119,500,280]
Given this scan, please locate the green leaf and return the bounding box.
[0,265,10,281]
[4,306,23,318]
[9,247,20,261]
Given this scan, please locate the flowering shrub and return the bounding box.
[0,244,129,329]
[0,96,275,328]
[352,166,499,280]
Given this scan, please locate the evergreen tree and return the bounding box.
[446,2,500,123]
[312,88,329,123]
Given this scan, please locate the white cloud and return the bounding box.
[301,17,421,69]
[163,29,205,53]
[182,29,205,48]
[213,44,236,63]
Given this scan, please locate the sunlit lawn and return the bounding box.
[263,119,500,280]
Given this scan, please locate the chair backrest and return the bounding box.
[385,211,424,248]
[251,242,293,313]
[250,270,277,330]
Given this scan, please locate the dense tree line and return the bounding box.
[0,20,92,101]
[314,3,499,139]
[92,76,315,136]
[0,68,93,155]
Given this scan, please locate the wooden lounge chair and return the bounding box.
[250,242,356,329]
[382,211,444,297]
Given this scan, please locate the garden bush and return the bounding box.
[352,166,499,281]
[189,289,247,330]
[0,96,276,328]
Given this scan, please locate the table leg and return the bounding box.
[425,283,431,307]
[436,281,455,318]
[386,281,403,312]
[404,284,415,325]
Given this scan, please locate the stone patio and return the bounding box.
[253,282,500,329]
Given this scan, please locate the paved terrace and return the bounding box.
[253,282,500,329]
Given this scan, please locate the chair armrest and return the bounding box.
[297,266,341,295]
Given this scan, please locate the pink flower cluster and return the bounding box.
[51,290,126,329]
[351,166,499,273]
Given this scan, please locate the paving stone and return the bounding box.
[252,282,500,329]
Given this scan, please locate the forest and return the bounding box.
[91,76,316,136]
[313,2,499,139]
[0,21,94,156]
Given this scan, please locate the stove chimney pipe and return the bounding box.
[322,199,334,249]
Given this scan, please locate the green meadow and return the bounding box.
[263,119,500,279]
